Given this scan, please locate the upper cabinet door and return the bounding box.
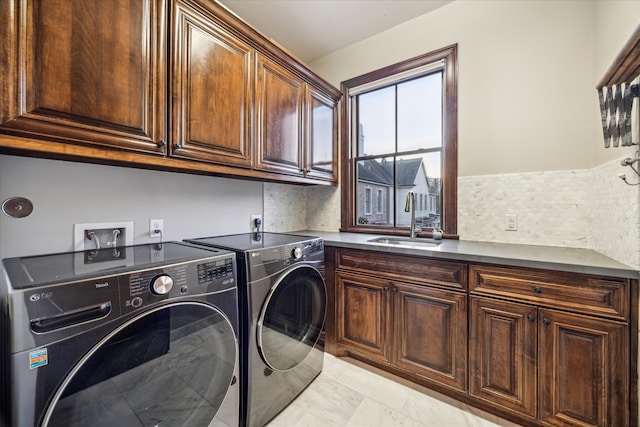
[255,54,305,175]
[0,0,167,154]
[170,0,253,168]
[305,87,338,182]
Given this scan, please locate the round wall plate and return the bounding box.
[2,197,34,218]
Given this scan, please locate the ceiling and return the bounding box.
[218,0,454,63]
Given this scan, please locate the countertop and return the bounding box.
[298,231,639,280]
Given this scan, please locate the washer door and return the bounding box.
[43,302,237,427]
[257,265,327,371]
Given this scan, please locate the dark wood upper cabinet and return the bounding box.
[255,53,339,182]
[255,54,305,175]
[306,87,338,182]
[170,0,253,168]
[0,0,341,184]
[0,0,167,154]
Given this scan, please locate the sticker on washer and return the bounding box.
[29,348,48,369]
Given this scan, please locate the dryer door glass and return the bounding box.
[258,265,327,371]
[43,302,237,427]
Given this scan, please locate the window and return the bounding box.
[364,187,372,215]
[340,45,458,237]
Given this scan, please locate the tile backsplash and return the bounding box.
[264,183,308,232]
[264,157,640,270]
[458,170,591,248]
[459,163,639,269]
[589,158,639,270]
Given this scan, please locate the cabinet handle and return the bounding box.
[383,286,388,292]
[392,287,398,294]
[156,140,166,148]
[173,143,183,150]
[527,314,535,322]
[533,287,542,294]
[542,318,551,326]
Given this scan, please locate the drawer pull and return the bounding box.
[542,318,551,326]
[533,287,542,294]
[383,286,389,292]
[527,314,535,322]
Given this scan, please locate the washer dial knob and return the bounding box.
[291,247,303,259]
[151,275,173,295]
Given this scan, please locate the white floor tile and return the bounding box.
[334,361,412,412]
[268,354,520,427]
[289,376,365,426]
[345,397,424,427]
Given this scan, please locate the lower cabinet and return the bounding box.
[335,254,468,392]
[469,297,537,418]
[538,308,628,427]
[327,249,637,427]
[470,297,629,426]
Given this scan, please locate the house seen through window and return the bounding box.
[341,45,458,236]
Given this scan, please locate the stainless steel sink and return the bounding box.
[367,237,442,249]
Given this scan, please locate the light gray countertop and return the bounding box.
[298,230,639,279]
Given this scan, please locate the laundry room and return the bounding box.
[1,0,640,426]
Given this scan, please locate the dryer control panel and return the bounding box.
[247,238,324,281]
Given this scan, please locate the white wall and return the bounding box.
[0,155,263,259]
[311,0,596,176]
[286,0,640,270]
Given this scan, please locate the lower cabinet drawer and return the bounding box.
[336,248,467,290]
[469,264,629,320]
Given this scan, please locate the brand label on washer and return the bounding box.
[29,348,48,369]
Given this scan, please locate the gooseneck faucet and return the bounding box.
[404,191,422,238]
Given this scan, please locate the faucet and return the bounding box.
[404,191,422,238]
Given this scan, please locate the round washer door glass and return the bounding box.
[43,302,237,427]
[258,265,326,371]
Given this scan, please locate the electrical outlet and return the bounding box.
[150,219,164,238]
[505,214,518,231]
[250,214,262,232]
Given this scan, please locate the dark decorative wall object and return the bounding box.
[596,24,640,148]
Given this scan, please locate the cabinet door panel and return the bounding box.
[336,272,390,363]
[305,88,337,182]
[469,297,537,418]
[539,309,628,427]
[256,55,304,175]
[1,0,166,153]
[394,283,467,391]
[171,1,253,167]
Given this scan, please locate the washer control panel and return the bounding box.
[121,255,236,314]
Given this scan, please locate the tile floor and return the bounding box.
[267,354,522,427]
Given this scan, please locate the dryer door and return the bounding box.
[257,265,327,371]
[42,302,237,427]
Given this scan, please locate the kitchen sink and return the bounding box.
[367,237,442,249]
